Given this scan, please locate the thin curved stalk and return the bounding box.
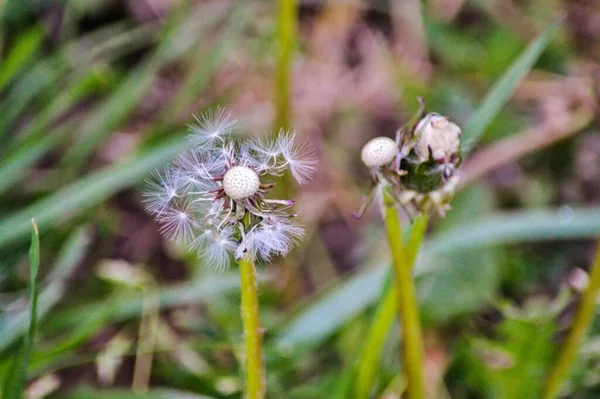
[239,256,265,399]
[542,240,600,399]
[274,0,297,132]
[383,188,425,399]
[355,214,428,399]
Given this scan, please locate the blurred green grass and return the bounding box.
[0,1,599,398]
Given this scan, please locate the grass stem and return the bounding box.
[239,256,265,399]
[274,0,297,133]
[382,188,425,399]
[542,239,600,399]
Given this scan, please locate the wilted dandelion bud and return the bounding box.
[144,107,316,271]
[355,100,463,218]
[361,137,398,167]
[413,113,461,164]
[400,112,462,195]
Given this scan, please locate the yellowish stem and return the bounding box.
[355,214,428,399]
[240,256,265,399]
[274,0,297,132]
[383,188,425,399]
[542,240,600,399]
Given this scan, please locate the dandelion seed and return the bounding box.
[187,107,238,149]
[157,202,196,243]
[202,229,236,271]
[277,132,317,184]
[142,169,181,216]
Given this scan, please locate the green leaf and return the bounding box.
[277,267,388,350]
[276,205,600,349]
[2,220,40,399]
[461,16,563,154]
[448,302,558,398]
[425,206,600,256]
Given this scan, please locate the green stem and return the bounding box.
[274,0,297,132]
[542,240,600,399]
[383,188,425,399]
[355,214,428,399]
[239,256,265,399]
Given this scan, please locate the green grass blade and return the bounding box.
[63,3,229,166]
[461,16,563,155]
[0,26,44,91]
[43,274,240,335]
[158,4,247,121]
[425,206,600,256]
[0,61,58,139]
[14,68,111,145]
[27,220,40,349]
[1,220,40,399]
[30,274,240,374]
[0,227,92,352]
[276,205,600,349]
[0,126,70,194]
[0,23,155,141]
[276,267,388,350]
[0,137,187,249]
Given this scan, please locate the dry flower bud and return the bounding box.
[414,113,461,163]
[355,100,464,218]
[361,137,398,167]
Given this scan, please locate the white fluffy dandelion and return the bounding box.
[145,108,316,270]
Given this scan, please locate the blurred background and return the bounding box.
[1,0,600,398]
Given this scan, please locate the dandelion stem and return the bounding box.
[239,256,265,399]
[355,213,428,399]
[542,239,600,399]
[382,187,425,399]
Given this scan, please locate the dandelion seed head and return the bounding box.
[145,108,314,269]
[223,166,260,200]
[361,136,397,167]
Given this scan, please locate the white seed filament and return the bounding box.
[361,137,398,167]
[223,166,260,200]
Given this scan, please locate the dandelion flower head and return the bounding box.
[144,108,316,271]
